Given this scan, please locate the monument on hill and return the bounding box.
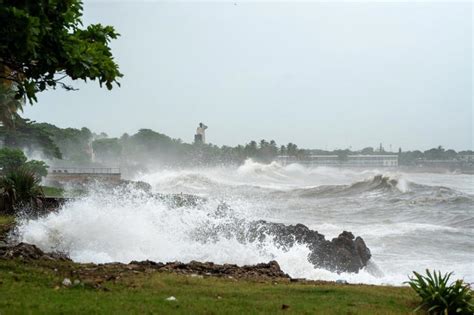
[194,122,208,144]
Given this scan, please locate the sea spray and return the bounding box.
[14,161,474,285]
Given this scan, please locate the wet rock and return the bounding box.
[157,260,290,280]
[129,260,165,268]
[0,242,71,261]
[247,222,371,273]
[198,205,371,273]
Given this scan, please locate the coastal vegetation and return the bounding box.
[0,0,122,109]
[0,148,47,213]
[0,212,418,315]
[0,258,418,314]
[1,117,472,173]
[407,270,473,314]
[0,216,419,314]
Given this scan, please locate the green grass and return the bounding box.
[41,186,64,198]
[41,186,87,198]
[0,260,419,314]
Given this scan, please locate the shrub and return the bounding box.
[407,269,473,314]
[0,148,48,180]
[0,147,27,174]
[0,167,44,213]
[24,160,49,179]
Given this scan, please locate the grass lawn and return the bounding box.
[0,259,418,314]
[42,186,65,198]
[0,215,419,314]
[41,186,86,198]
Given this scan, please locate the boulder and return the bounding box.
[247,221,371,273]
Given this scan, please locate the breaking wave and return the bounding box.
[13,160,474,285]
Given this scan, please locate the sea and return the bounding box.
[15,159,474,285]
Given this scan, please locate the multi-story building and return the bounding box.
[276,155,398,167]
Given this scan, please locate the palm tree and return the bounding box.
[0,166,44,213]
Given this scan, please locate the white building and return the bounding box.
[277,155,398,167]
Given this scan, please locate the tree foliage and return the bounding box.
[0,166,44,213]
[34,123,92,163]
[92,138,121,163]
[0,116,62,159]
[0,147,48,179]
[0,148,46,213]
[0,0,122,103]
[0,147,27,173]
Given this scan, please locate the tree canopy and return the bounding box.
[0,147,48,179]
[0,0,122,105]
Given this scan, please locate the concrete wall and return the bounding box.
[46,173,121,185]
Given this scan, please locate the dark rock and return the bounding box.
[157,260,289,280]
[245,222,371,273]
[196,205,371,273]
[0,242,71,261]
[129,260,165,268]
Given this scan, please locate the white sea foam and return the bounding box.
[14,160,474,285]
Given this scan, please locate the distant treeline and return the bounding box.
[0,118,472,173]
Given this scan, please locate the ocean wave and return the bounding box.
[274,174,405,199]
[12,161,474,285]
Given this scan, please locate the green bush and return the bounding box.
[0,148,27,174]
[0,167,44,213]
[407,269,473,314]
[0,148,48,180]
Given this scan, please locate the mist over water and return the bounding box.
[16,160,474,285]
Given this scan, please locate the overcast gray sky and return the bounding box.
[24,1,472,151]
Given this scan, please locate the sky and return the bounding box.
[24,0,473,151]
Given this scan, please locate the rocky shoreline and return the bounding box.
[1,242,295,287]
[1,192,372,282]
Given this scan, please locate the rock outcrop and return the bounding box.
[194,205,371,274]
[129,260,289,280]
[246,221,371,273]
[0,242,71,261]
[0,242,289,281]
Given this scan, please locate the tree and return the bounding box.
[24,160,48,179]
[424,146,446,160]
[360,147,374,155]
[0,148,48,179]
[245,141,258,157]
[34,123,92,163]
[0,147,27,173]
[0,0,122,108]
[269,140,278,157]
[0,166,44,213]
[0,116,62,159]
[286,143,298,156]
[0,85,22,129]
[92,138,122,163]
[334,149,350,162]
